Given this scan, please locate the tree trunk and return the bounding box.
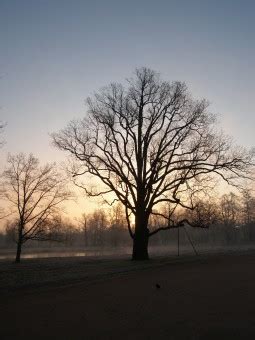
[132,212,149,260]
[15,223,23,263]
[15,240,22,263]
[132,231,149,260]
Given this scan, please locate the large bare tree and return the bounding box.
[52,67,254,260]
[1,153,72,262]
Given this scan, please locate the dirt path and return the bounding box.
[1,252,255,339]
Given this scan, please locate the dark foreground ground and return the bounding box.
[1,251,255,339]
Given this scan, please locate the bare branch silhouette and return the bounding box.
[1,153,73,262]
[53,67,254,260]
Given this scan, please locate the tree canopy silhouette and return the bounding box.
[53,67,254,260]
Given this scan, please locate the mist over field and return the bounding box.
[1,215,255,260]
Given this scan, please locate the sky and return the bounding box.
[0,0,255,217]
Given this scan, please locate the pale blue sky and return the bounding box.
[0,0,255,162]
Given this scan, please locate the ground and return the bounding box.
[1,251,255,339]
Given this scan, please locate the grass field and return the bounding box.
[1,250,255,339]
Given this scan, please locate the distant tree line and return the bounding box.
[0,203,131,250]
[1,190,255,254]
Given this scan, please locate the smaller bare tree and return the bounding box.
[1,153,72,262]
